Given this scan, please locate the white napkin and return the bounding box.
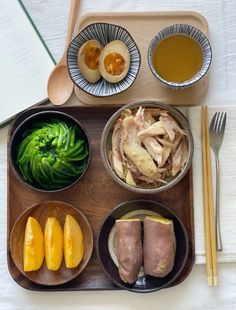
[188,106,236,264]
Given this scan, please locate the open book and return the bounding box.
[0,0,55,125]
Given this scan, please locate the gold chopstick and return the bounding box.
[205,106,218,286]
[201,106,218,286]
[201,106,212,285]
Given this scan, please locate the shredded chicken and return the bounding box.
[172,132,183,153]
[111,121,125,179]
[137,122,166,137]
[157,137,173,147]
[134,107,163,167]
[160,145,172,168]
[142,136,163,167]
[110,106,188,188]
[159,116,176,142]
[122,116,158,179]
[144,111,156,125]
[145,108,162,117]
[124,167,137,186]
[172,137,188,176]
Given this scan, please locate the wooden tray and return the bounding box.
[7,106,194,291]
[74,11,209,106]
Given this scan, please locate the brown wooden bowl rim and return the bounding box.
[101,100,194,194]
[9,110,92,193]
[96,199,190,293]
[10,200,94,286]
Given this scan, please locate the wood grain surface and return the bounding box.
[7,106,194,291]
[74,12,209,106]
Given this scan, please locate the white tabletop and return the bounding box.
[0,0,236,309]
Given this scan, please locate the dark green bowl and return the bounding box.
[9,111,91,192]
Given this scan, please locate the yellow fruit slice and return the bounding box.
[64,215,84,268]
[44,217,63,271]
[24,217,44,272]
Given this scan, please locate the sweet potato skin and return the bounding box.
[115,220,142,283]
[143,217,176,277]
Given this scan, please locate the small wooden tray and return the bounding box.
[74,11,209,106]
[7,106,194,291]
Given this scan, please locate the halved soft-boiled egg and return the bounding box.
[78,39,102,83]
[99,40,130,83]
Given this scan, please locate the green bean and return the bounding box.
[63,140,84,157]
[65,148,89,161]
[16,119,89,189]
[69,127,75,147]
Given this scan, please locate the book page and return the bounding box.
[0,0,55,124]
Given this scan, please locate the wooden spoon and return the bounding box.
[47,0,80,105]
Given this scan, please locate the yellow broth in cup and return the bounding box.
[152,35,203,83]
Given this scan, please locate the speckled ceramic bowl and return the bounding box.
[67,22,141,97]
[101,100,194,194]
[147,24,212,89]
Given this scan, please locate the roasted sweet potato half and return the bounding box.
[143,216,176,277]
[115,219,142,283]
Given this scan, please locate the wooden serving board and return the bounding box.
[74,12,209,106]
[7,106,194,291]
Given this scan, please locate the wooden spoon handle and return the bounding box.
[65,0,80,49]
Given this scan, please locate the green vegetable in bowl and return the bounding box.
[17,119,89,190]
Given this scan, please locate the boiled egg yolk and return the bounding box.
[104,53,125,76]
[83,44,101,70]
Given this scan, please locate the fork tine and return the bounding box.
[214,112,220,131]
[217,113,224,132]
[219,113,225,131]
[220,112,227,133]
[210,112,217,131]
